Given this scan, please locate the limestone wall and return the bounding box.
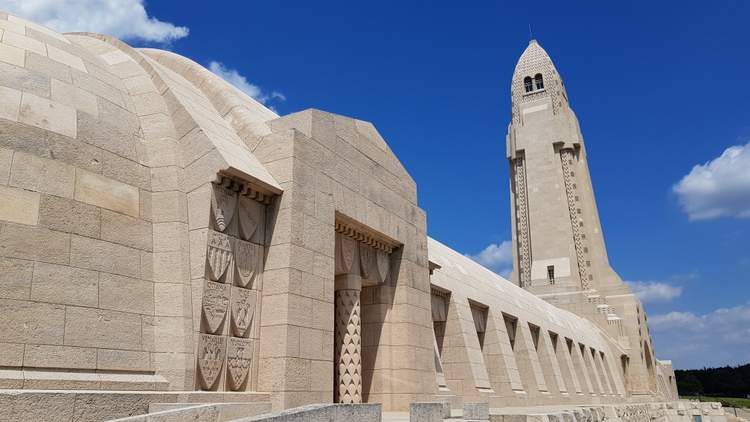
[250,109,436,410]
[0,10,281,392]
[0,13,171,390]
[428,237,629,408]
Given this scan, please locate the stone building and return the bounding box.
[0,11,689,421]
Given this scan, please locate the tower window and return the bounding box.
[524,76,533,93]
[547,265,555,284]
[534,73,544,90]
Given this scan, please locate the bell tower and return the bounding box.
[505,41,661,396]
[506,39,614,296]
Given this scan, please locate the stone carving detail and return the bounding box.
[201,281,230,334]
[616,404,651,422]
[227,337,253,391]
[334,289,362,404]
[335,220,396,253]
[234,239,259,288]
[198,182,266,391]
[358,243,373,280]
[560,148,591,290]
[211,185,237,232]
[237,196,261,240]
[215,174,274,205]
[206,230,233,283]
[237,196,259,241]
[197,334,226,390]
[231,287,257,338]
[375,249,389,284]
[513,157,531,287]
[347,237,390,283]
[335,234,357,275]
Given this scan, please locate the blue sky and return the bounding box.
[5,0,748,369]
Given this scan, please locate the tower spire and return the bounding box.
[506,40,605,294]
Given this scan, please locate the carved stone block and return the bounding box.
[335,233,357,275]
[210,184,237,232]
[206,230,233,283]
[197,333,226,390]
[237,195,259,241]
[201,280,230,334]
[360,244,389,285]
[335,289,362,403]
[234,239,259,288]
[230,287,257,338]
[358,243,373,280]
[375,249,389,283]
[226,337,253,391]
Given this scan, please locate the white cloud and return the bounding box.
[626,280,683,303]
[0,0,188,42]
[467,241,513,278]
[673,142,750,220]
[649,303,750,368]
[208,61,285,108]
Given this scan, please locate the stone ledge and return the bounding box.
[0,369,169,391]
[0,389,272,422]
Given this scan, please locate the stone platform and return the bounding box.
[0,390,271,422]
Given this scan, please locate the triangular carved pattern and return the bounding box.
[513,157,531,287]
[560,148,592,290]
[334,289,362,403]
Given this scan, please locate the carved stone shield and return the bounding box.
[237,196,259,241]
[201,281,230,334]
[234,239,258,288]
[375,249,389,283]
[197,334,226,390]
[358,243,373,279]
[227,337,253,391]
[335,234,357,275]
[211,185,237,232]
[231,287,257,338]
[206,230,233,282]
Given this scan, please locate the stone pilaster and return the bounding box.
[334,274,362,404]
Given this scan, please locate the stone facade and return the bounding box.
[0,11,681,421]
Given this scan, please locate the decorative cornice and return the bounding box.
[214,173,275,205]
[430,286,450,298]
[335,213,400,254]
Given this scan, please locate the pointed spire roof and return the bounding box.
[509,40,569,125]
[512,39,559,85]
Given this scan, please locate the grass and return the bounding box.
[680,396,750,409]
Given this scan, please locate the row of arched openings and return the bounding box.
[523,73,544,93]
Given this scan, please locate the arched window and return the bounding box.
[534,73,544,90]
[524,76,533,93]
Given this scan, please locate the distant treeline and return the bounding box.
[676,364,750,398]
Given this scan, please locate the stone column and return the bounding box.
[334,273,362,404]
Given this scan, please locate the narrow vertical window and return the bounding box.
[503,313,518,350]
[528,323,540,350]
[524,76,533,93]
[547,265,555,284]
[549,331,559,352]
[534,73,544,90]
[470,303,488,350]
